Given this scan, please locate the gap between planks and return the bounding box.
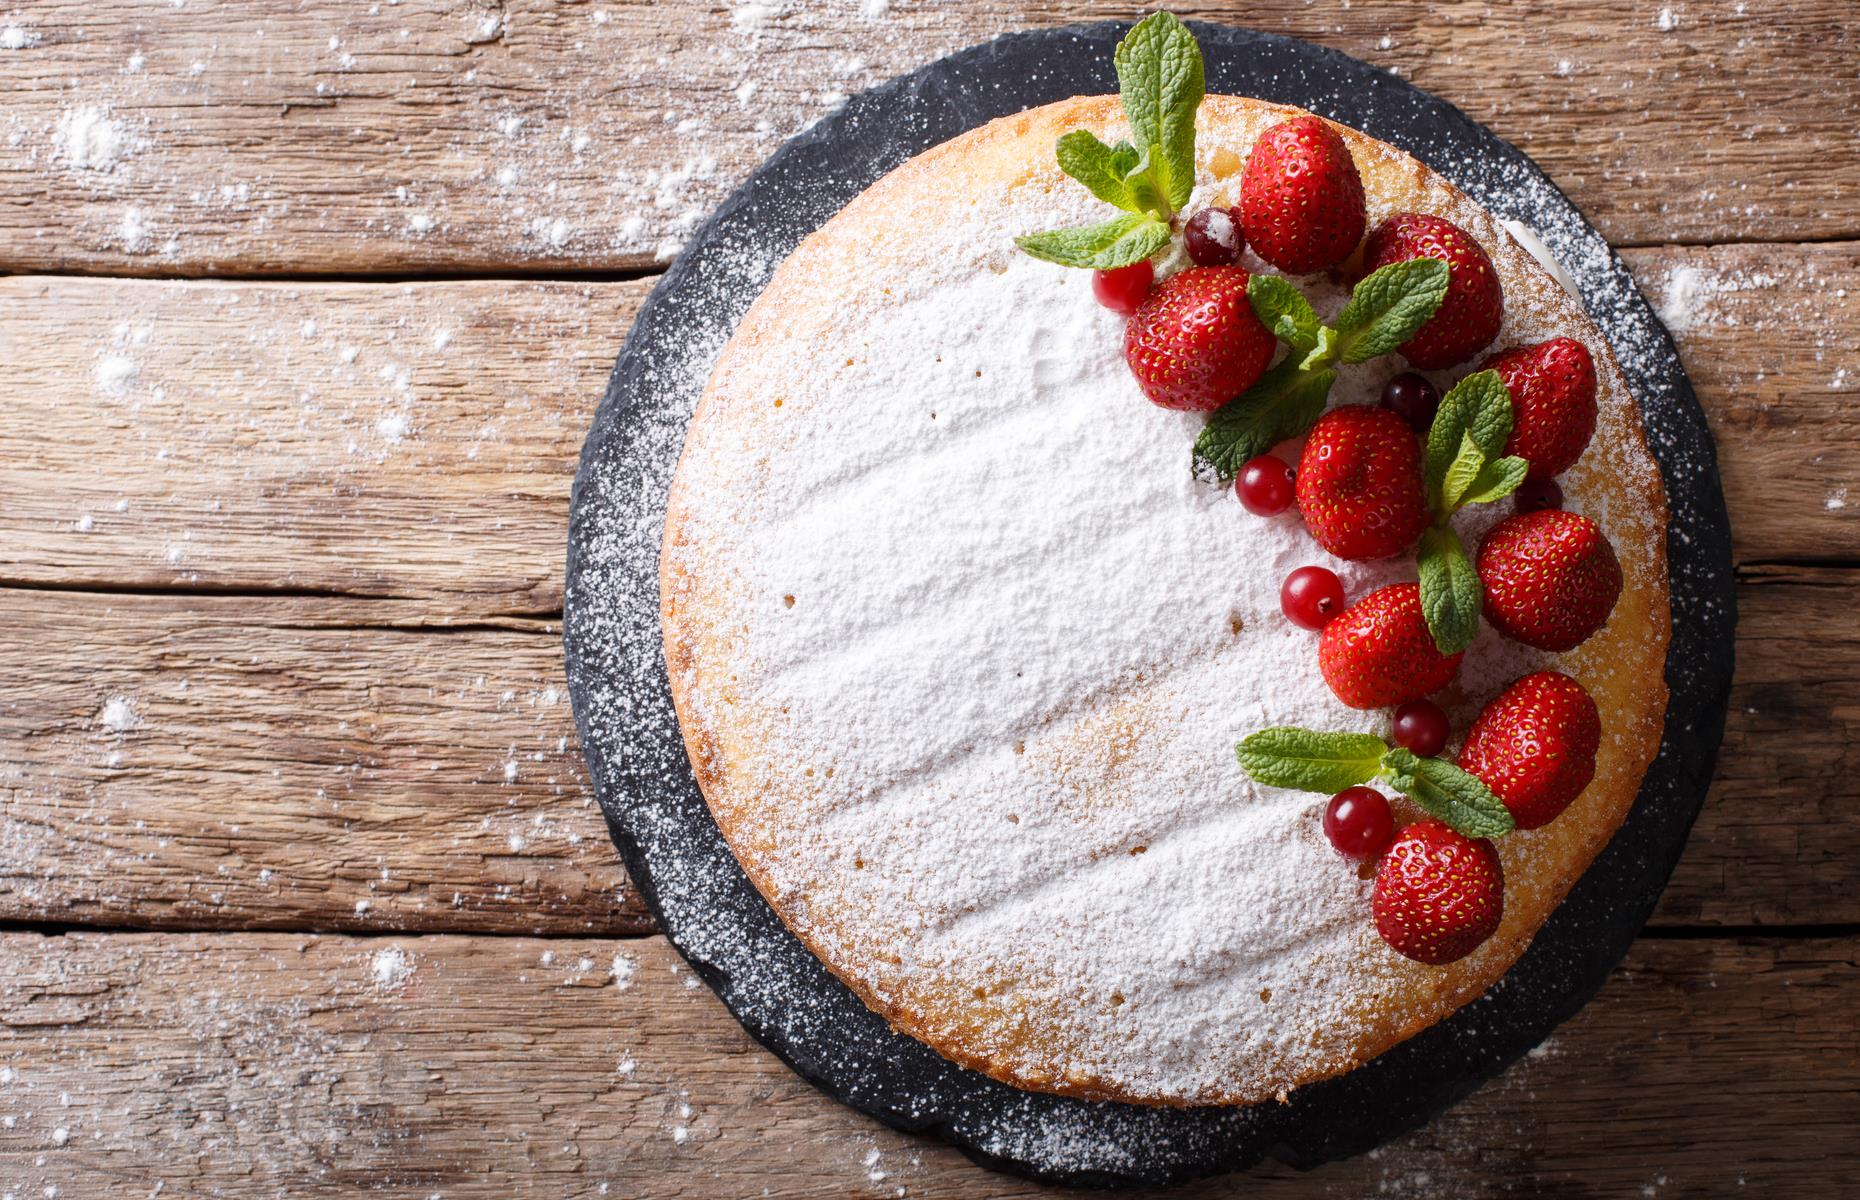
[2,579,1854,936]
[2,235,1857,286]
[3,557,1856,611]
[0,931,1851,1199]
[0,917,1853,943]
[7,231,1858,284]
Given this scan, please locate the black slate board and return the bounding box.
[562,20,1736,1188]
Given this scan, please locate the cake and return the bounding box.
[659,16,1669,1108]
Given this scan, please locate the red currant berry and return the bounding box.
[1236,455,1295,515]
[1391,699,1451,758]
[1183,206,1246,267]
[1091,260,1154,315]
[1379,372,1441,434]
[1324,786,1395,858]
[1514,476,1564,513]
[1281,565,1346,631]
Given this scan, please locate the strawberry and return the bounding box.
[1458,671,1601,830]
[1477,510,1623,652]
[1360,213,1504,369]
[1318,582,1464,709]
[1481,337,1598,478]
[1295,406,1431,560]
[1239,116,1366,275]
[1373,819,1505,965]
[1124,266,1277,411]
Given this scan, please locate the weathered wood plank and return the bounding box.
[0,580,1852,933]
[1629,242,1860,560]
[0,591,649,935]
[0,276,644,614]
[0,0,1854,277]
[0,932,1850,1198]
[0,248,1854,620]
[1672,576,1860,927]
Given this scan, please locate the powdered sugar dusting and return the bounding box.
[370,944,412,989]
[92,353,139,396]
[98,696,141,733]
[1652,263,1779,334]
[55,106,129,172]
[653,102,1666,1106]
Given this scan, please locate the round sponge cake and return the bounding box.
[658,95,1670,1106]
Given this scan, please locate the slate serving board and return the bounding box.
[563,20,1736,1188]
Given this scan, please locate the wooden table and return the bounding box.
[1,2,1854,1196]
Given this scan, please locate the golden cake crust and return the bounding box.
[660,95,1671,1106]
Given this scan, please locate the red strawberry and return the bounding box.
[1458,671,1601,830]
[1373,819,1505,965]
[1481,337,1598,478]
[1360,213,1504,369]
[1477,510,1623,652]
[1239,116,1366,275]
[1123,266,1277,411]
[1295,406,1431,560]
[1318,582,1464,709]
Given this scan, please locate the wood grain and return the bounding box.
[0,932,1851,1198]
[1680,576,1860,927]
[1632,241,1860,562]
[2,0,1851,1187]
[0,579,1852,934]
[0,0,1854,277]
[0,591,648,935]
[0,276,643,614]
[0,248,1854,626]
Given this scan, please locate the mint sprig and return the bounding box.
[1191,260,1449,481]
[1191,358,1336,481]
[1112,12,1203,215]
[1013,13,1203,269]
[1236,726,1515,840]
[1424,370,1523,512]
[1415,370,1531,654]
[1380,747,1515,839]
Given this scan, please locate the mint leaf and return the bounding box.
[1106,139,1144,181]
[1191,359,1336,481]
[1015,213,1170,270]
[1122,146,1171,221]
[1248,274,1321,353]
[1299,324,1340,371]
[1425,369,1515,510]
[1113,12,1203,213]
[1332,258,1450,364]
[1054,130,1140,212]
[1439,431,1486,512]
[1459,454,1530,507]
[1456,369,1514,458]
[1424,391,1468,504]
[1417,525,1481,654]
[1239,727,1389,794]
[1381,747,1516,838]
